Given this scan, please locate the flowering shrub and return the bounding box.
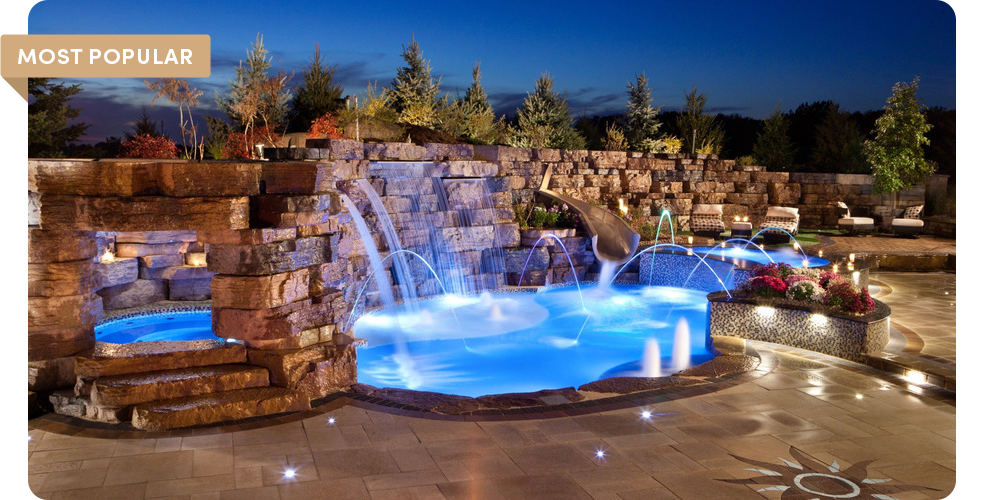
[521,201,579,229]
[786,279,825,302]
[742,264,875,315]
[740,276,787,298]
[118,134,179,159]
[309,113,343,139]
[825,281,876,314]
[753,262,795,280]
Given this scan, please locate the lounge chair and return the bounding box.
[759,206,800,243]
[891,204,924,237]
[689,204,726,239]
[836,201,875,235]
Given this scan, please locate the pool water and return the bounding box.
[353,284,713,397]
[95,310,221,344]
[692,246,830,268]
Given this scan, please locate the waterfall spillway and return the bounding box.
[356,178,417,304]
[340,194,395,307]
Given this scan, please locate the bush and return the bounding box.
[517,201,579,229]
[223,126,281,159]
[742,264,874,314]
[309,113,343,139]
[117,134,179,159]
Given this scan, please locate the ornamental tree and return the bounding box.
[509,73,585,150]
[676,86,724,155]
[217,34,293,149]
[623,73,662,151]
[863,77,935,207]
[388,36,443,126]
[145,78,204,159]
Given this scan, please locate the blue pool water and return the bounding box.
[95,310,221,344]
[353,284,713,397]
[692,246,830,268]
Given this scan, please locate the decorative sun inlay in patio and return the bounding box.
[720,446,940,499]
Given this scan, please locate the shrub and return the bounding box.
[117,134,179,158]
[753,262,795,280]
[825,281,875,314]
[309,113,343,139]
[786,279,825,302]
[741,276,788,298]
[223,126,281,159]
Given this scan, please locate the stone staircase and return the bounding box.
[50,341,312,430]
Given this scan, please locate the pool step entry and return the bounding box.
[50,341,313,429]
[89,364,271,407]
[131,386,311,431]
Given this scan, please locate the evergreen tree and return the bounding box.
[863,77,935,207]
[676,87,724,155]
[752,106,796,171]
[125,107,165,140]
[623,73,662,151]
[388,36,442,126]
[28,78,89,157]
[448,62,499,144]
[291,43,343,132]
[508,73,585,150]
[811,104,868,173]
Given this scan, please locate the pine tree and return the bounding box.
[623,73,662,151]
[449,62,498,143]
[388,36,442,126]
[509,73,585,150]
[864,77,935,207]
[291,43,343,132]
[812,104,868,173]
[752,106,796,171]
[676,87,724,155]
[28,78,89,157]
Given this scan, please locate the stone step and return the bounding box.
[76,341,247,379]
[131,386,311,431]
[90,364,270,406]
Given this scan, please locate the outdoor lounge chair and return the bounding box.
[891,204,924,237]
[836,201,875,235]
[689,204,726,239]
[759,206,800,243]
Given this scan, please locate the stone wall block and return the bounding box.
[39,195,249,231]
[95,258,139,289]
[28,327,94,362]
[207,236,331,275]
[29,260,97,297]
[33,160,159,196]
[28,228,97,263]
[156,162,260,196]
[212,268,311,310]
[29,293,103,330]
[363,142,427,161]
[473,145,533,162]
[424,142,474,160]
[97,279,167,310]
[197,227,297,245]
[168,278,213,301]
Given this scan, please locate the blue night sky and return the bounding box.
[27,0,956,144]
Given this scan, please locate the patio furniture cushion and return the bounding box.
[892,205,924,236]
[759,206,800,236]
[836,201,874,234]
[902,205,924,219]
[690,214,725,234]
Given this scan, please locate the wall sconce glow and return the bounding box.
[756,306,776,317]
[810,313,827,325]
[818,250,824,258]
[618,198,628,216]
[687,236,693,245]
[100,249,115,263]
[832,264,839,273]
[846,262,854,271]
[686,248,693,256]
[186,252,207,267]
[849,253,856,263]
[742,216,748,222]
[904,370,928,384]
[852,271,860,284]
[734,215,741,222]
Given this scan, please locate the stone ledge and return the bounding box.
[131,386,310,430]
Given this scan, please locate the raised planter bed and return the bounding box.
[706,291,891,362]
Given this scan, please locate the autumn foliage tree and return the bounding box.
[118,134,179,158]
[145,78,204,159]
